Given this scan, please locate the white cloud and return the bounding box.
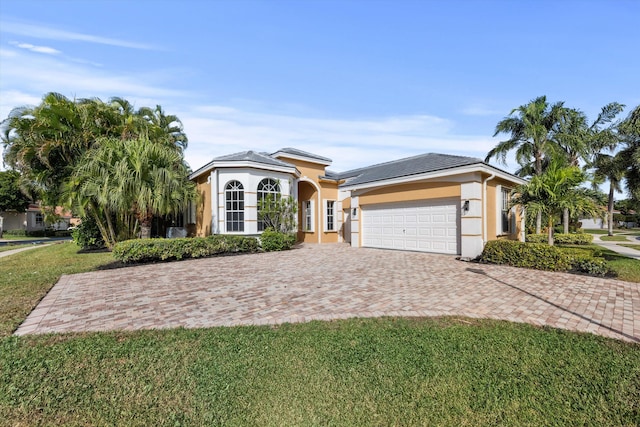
[2,20,156,50]
[0,48,190,120]
[179,105,497,173]
[10,41,61,55]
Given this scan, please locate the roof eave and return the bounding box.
[339,163,525,191]
[189,160,299,180]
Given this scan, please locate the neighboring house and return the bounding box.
[0,204,72,232]
[190,148,526,259]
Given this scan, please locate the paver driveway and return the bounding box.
[15,244,640,342]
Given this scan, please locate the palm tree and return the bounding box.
[486,95,567,233]
[138,105,188,151]
[554,103,625,232]
[590,153,626,236]
[511,161,598,245]
[67,136,196,248]
[618,105,640,202]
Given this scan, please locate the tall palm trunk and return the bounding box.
[563,208,569,234]
[607,182,615,236]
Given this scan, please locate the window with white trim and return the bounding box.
[257,178,281,232]
[303,200,313,232]
[501,187,512,234]
[225,181,244,232]
[325,200,336,231]
[35,212,44,227]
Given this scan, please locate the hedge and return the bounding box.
[112,235,259,263]
[260,228,296,252]
[526,233,593,245]
[480,240,614,277]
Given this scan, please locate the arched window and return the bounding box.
[257,178,281,231]
[225,181,244,232]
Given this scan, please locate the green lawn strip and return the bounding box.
[600,235,632,242]
[0,244,31,253]
[0,243,115,337]
[619,244,640,252]
[584,229,611,235]
[0,235,54,241]
[1,318,638,426]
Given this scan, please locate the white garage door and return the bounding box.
[362,199,459,254]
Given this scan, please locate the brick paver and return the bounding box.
[14,244,640,342]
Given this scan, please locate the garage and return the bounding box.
[361,198,460,254]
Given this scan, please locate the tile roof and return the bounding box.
[337,152,484,187]
[272,147,332,164]
[214,150,295,168]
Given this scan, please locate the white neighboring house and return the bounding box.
[0,204,72,234]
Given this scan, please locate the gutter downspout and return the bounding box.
[482,173,496,245]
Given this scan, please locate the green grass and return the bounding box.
[0,242,115,337]
[1,243,639,425]
[600,235,632,241]
[584,229,611,234]
[619,244,640,252]
[0,243,31,253]
[1,318,639,426]
[557,244,640,283]
[0,235,54,241]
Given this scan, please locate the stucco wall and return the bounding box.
[195,174,212,237]
[358,182,461,205]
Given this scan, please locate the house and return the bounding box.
[0,204,72,233]
[189,148,526,259]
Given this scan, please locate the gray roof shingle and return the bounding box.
[337,153,483,187]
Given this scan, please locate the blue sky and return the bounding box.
[0,0,638,174]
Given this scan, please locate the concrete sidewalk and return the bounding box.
[0,243,53,259]
[590,233,640,260]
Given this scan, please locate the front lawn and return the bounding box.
[0,242,114,337]
[1,243,639,425]
[0,244,30,253]
[1,318,639,426]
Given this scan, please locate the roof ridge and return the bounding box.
[339,152,481,176]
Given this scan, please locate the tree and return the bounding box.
[0,170,31,212]
[66,136,196,248]
[257,194,297,233]
[618,105,640,203]
[1,92,190,210]
[486,96,567,233]
[581,102,628,236]
[510,162,598,245]
[555,103,625,232]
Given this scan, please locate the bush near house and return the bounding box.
[480,240,614,277]
[2,229,26,236]
[112,235,259,264]
[526,233,593,245]
[260,228,297,252]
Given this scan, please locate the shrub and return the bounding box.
[260,228,296,252]
[526,233,592,245]
[112,235,259,263]
[480,240,571,271]
[480,240,615,277]
[2,229,26,236]
[72,216,105,249]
